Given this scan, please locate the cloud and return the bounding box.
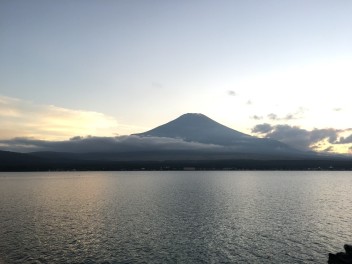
[267,113,279,120]
[0,135,222,153]
[250,115,263,120]
[227,90,236,96]
[251,123,352,151]
[0,95,138,140]
[333,108,342,112]
[252,124,315,149]
[267,108,305,121]
[324,146,334,152]
[257,107,307,122]
[335,134,352,144]
[251,123,272,134]
[251,108,306,123]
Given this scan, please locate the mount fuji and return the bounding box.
[134,113,302,156]
[5,113,349,171]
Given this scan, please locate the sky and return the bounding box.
[1,0,352,154]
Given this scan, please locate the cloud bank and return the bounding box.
[252,123,352,152]
[0,135,222,153]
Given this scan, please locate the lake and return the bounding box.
[0,171,351,263]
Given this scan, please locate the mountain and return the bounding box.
[0,150,45,164]
[0,150,50,170]
[134,113,301,155]
[4,113,351,171]
[135,113,249,145]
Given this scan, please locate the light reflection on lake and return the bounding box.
[0,171,351,263]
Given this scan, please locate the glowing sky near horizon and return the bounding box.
[1,0,352,153]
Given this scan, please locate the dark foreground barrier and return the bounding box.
[329,244,352,264]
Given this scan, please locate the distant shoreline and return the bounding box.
[1,159,352,172]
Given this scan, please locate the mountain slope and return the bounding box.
[0,150,47,165]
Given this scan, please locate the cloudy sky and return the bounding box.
[1,0,352,154]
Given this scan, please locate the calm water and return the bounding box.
[0,171,351,263]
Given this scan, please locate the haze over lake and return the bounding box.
[1,171,351,263]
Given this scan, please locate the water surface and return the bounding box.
[0,171,351,263]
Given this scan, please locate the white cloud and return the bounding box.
[0,95,137,140]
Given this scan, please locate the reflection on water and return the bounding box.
[0,171,351,263]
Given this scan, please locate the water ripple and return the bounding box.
[0,171,351,263]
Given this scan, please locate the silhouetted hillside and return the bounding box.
[0,150,46,165]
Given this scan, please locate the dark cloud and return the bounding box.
[0,135,222,153]
[324,146,334,152]
[267,113,278,120]
[266,108,306,121]
[284,114,295,120]
[251,115,263,120]
[251,124,351,151]
[70,136,83,141]
[251,123,273,134]
[311,129,339,144]
[335,134,352,144]
[227,90,236,96]
[259,125,311,150]
[267,112,300,121]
